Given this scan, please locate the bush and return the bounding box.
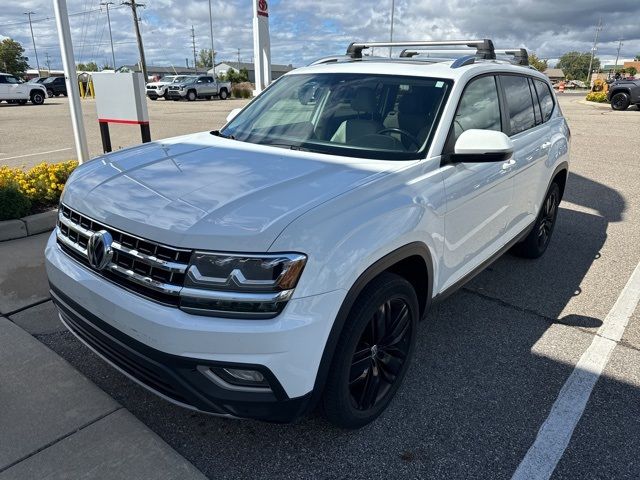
[586,91,608,103]
[232,86,252,99]
[0,185,31,220]
[0,161,78,217]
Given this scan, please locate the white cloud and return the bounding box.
[0,0,638,70]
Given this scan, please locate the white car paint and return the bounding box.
[0,72,47,103]
[46,56,570,415]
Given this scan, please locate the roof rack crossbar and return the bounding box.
[495,48,529,66]
[347,39,495,60]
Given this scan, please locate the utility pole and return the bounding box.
[587,17,603,86]
[614,38,623,70]
[237,48,241,71]
[208,0,215,75]
[45,52,51,72]
[101,2,116,69]
[190,25,197,73]
[389,0,395,57]
[122,1,148,81]
[24,11,41,73]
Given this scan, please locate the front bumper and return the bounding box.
[45,232,345,421]
[166,89,186,98]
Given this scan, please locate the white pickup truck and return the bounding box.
[166,75,231,101]
[145,75,189,100]
[0,72,47,105]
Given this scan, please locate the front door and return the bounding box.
[440,75,515,291]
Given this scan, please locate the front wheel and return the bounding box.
[611,92,630,111]
[30,91,45,105]
[186,90,197,101]
[512,182,561,259]
[321,272,418,428]
[47,89,54,98]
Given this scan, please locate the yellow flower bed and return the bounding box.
[585,91,608,103]
[0,161,78,206]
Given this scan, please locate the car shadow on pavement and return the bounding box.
[38,170,633,479]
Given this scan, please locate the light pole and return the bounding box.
[587,18,602,86]
[208,0,215,75]
[101,2,117,69]
[389,0,395,57]
[24,11,41,73]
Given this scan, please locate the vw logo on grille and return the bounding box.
[87,230,113,271]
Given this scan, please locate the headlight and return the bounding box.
[179,252,307,319]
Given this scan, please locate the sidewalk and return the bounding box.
[0,232,207,480]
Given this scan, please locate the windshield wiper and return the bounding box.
[211,130,235,139]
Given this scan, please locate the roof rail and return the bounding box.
[347,39,495,60]
[495,48,529,66]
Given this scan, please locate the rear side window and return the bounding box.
[501,75,536,135]
[534,79,554,122]
[449,75,501,148]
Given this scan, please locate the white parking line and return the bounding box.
[0,147,72,162]
[512,260,640,480]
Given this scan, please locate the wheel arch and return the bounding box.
[551,162,569,200]
[308,241,434,410]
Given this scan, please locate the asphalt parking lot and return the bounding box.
[0,96,250,168]
[3,93,640,479]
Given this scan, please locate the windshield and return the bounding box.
[221,73,451,160]
[173,76,188,83]
[161,76,175,82]
[42,77,56,84]
[181,76,197,84]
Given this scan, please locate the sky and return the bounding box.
[1,0,639,71]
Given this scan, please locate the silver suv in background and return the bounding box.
[146,75,189,100]
[166,75,231,101]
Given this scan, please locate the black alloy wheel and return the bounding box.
[611,92,630,111]
[537,186,558,250]
[322,272,418,428]
[512,182,561,259]
[47,89,54,98]
[349,297,412,411]
[31,91,44,105]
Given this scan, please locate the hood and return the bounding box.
[62,132,399,251]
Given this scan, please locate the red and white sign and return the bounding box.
[257,0,268,17]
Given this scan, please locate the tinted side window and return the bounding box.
[450,75,501,146]
[0,76,6,84]
[501,75,536,135]
[534,79,554,122]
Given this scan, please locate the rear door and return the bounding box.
[498,74,551,234]
[440,74,515,290]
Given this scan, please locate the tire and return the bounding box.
[611,92,630,111]
[47,89,54,98]
[30,91,45,105]
[219,88,228,100]
[512,182,561,259]
[163,92,169,100]
[321,272,419,429]
[149,96,157,100]
[187,90,197,101]
[18,100,27,105]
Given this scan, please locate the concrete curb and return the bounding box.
[0,209,57,242]
[576,99,611,110]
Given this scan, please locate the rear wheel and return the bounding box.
[611,92,630,111]
[512,182,561,259]
[30,91,45,105]
[321,272,418,428]
[219,88,228,100]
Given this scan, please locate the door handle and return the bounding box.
[502,159,516,170]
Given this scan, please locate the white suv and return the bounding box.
[46,40,570,428]
[0,72,47,105]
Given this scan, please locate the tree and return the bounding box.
[557,51,599,81]
[217,67,249,84]
[0,38,29,76]
[76,61,98,72]
[627,66,638,77]
[196,49,216,69]
[528,52,548,72]
[635,54,640,61]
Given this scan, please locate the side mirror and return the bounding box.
[226,108,242,123]
[451,129,514,163]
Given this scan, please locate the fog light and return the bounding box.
[224,368,265,383]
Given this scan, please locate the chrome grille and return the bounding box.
[56,204,192,306]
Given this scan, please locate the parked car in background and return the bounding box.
[607,78,640,110]
[28,77,47,84]
[166,75,231,101]
[41,76,67,97]
[0,72,47,105]
[146,75,189,100]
